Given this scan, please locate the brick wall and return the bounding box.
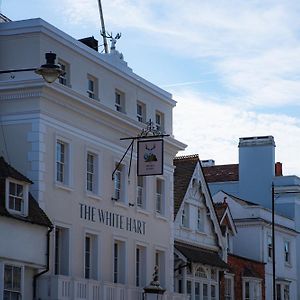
[220,254,265,300]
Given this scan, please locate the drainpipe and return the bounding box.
[33,226,53,300]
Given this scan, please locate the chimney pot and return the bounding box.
[275,162,283,176]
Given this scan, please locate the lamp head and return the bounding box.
[35,52,64,83]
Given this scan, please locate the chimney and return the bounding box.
[78,37,98,51]
[201,159,215,167]
[238,136,275,209]
[275,162,282,176]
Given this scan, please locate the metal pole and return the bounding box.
[97,0,109,53]
[0,68,36,74]
[272,182,276,300]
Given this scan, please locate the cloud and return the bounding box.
[60,1,300,108]
[173,89,300,176]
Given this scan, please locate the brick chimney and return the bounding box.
[275,162,282,176]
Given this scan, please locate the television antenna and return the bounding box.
[97,0,109,53]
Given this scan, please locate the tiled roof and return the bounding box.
[221,190,259,206]
[203,164,239,183]
[174,155,199,218]
[214,202,228,222]
[175,242,228,269]
[0,157,52,228]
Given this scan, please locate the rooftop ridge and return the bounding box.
[174,154,199,161]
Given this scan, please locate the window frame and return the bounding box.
[224,275,235,300]
[54,225,70,276]
[267,235,273,260]
[86,151,99,195]
[115,89,125,113]
[113,239,126,284]
[55,136,72,187]
[242,278,262,300]
[137,101,146,123]
[3,263,24,300]
[113,162,127,203]
[137,176,146,209]
[135,244,147,287]
[155,178,165,215]
[284,241,291,265]
[84,232,98,280]
[5,178,29,217]
[57,59,70,86]
[87,74,98,100]
[181,203,189,228]
[155,111,164,132]
[154,248,166,288]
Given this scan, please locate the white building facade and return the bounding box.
[173,155,227,300]
[0,18,186,300]
[213,191,298,300]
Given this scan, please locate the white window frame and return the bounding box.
[155,178,165,215]
[276,282,290,300]
[267,235,272,260]
[84,232,98,280]
[154,248,166,288]
[137,176,146,209]
[58,59,70,86]
[284,241,291,265]
[113,239,126,284]
[87,74,98,100]
[3,263,24,300]
[135,244,147,287]
[224,274,235,300]
[113,162,127,203]
[181,203,189,228]
[86,151,99,194]
[54,224,70,276]
[197,208,204,232]
[115,90,125,113]
[55,136,72,187]
[5,178,29,217]
[155,111,164,132]
[137,101,146,123]
[243,278,262,300]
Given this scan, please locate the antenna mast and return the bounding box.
[97,0,109,54]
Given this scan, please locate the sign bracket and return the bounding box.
[111,119,169,180]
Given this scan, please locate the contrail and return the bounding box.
[161,79,217,88]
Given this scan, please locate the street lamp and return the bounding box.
[143,266,166,300]
[0,52,63,83]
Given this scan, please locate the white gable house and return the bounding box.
[173,155,227,300]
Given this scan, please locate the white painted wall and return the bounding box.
[0,18,186,299]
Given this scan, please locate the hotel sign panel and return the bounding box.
[137,139,163,176]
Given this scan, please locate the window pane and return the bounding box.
[4,265,12,288]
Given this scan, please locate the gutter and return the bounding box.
[33,225,53,300]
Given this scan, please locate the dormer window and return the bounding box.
[5,178,29,216]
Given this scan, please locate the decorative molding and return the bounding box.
[0,91,42,101]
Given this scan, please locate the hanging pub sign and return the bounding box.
[137,139,164,176]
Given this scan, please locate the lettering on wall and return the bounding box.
[79,203,146,235]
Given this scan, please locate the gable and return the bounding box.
[174,155,226,251]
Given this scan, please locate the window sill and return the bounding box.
[6,208,27,218]
[180,225,193,232]
[54,182,73,192]
[136,207,150,216]
[284,262,292,268]
[113,200,128,210]
[86,191,102,201]
[155,213,168,222]
[196,229,206,235]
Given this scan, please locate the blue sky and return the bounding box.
[2,0,300,175]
